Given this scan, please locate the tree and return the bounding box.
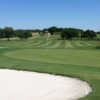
[61,28,79,40]
[97,31,100,34]
[3,27,14,41]
[16,30,32,40]
[48,26,58,35]
[81,30,97,40]
[0,28,5,38]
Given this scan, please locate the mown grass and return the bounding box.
[0,37,100,100]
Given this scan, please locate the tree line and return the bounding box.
[0,27,33,41]
[0,26,99,41]
[44,26,98,40]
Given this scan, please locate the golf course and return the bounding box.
[0,36,100,100]
[0,0,100,99]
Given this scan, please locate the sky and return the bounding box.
[0,0,100,31]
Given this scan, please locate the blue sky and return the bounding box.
[0,0,100,31]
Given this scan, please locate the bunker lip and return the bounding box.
[0,69,92,100]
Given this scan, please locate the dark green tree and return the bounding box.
[3,27,14,41]
[97,31,100,34]
[61,28,79,40]
[16,30,32,40]
[81,30,96,40]
[48,26,58,35]
[0,28,5,38]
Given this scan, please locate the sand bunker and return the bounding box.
[0,69,92,100]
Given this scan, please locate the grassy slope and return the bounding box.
[0,37,100,100]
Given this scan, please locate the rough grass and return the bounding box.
[0,37,100,100]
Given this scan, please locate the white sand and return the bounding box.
[0,69,92,100]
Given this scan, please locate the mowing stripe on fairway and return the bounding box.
[36,40,48,48]
[59,40,66,49]
[48,40,62,48]
[65,40,73,48]
[22,38,42,48]
[81,41,92,47]
[39,40,52,48]
[46,40,56,48]
[73,41,84,47]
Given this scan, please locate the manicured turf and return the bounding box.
[0,37,100,100]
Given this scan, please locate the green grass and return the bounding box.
[0,37,100,100]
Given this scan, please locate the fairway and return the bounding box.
[0,37,100,100]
